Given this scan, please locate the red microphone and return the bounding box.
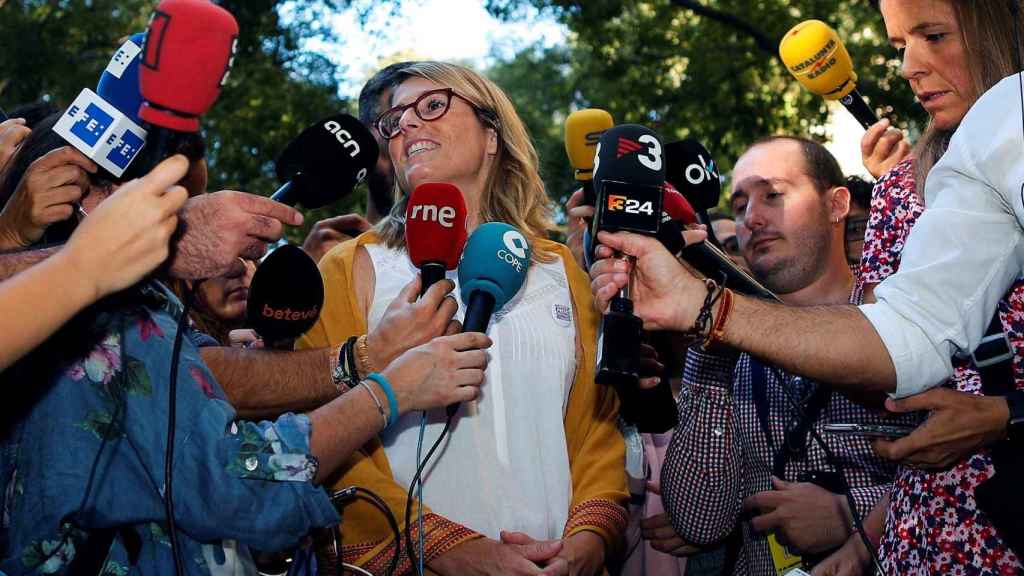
[405,183,469,295]
[139,0,239,132]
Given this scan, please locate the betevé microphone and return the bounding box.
[405,182,468,294]
[247,244,325,348]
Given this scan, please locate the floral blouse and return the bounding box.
[0,282,338,575]
[859,158,1024,575]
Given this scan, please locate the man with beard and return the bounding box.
[657,137,909,575]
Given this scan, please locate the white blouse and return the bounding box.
[365,243,578,540]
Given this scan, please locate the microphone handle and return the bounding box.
[841,89,879,130]
[697,209,722,248]
[679,241,781,302]
[447,290,496,418]
[271,179,298,207]
[419,263,446,297]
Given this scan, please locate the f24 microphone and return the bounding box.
[247,244,325,348]
[405,182,468,294]
[273,114,379,208]
[665,139,722,246]
[662,189,779,301]
[780,19,880,130]
[592,124,665,393]
[139,0,239,133]
[565,108,614,206]
[450,222,532,417]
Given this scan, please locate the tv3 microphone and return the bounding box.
[662,189,780,301]
[273,114,379,209]
[449,222,531,417]
[405,182,468,295]
[564,108,614,206]
[780,19,880,130]
[591,124,665,391]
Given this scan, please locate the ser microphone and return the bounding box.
[247,244,325,348]
[273,114,379,208]
[449,222,532,417]
[662,190,780,301]
[564,108,614,206]
[780,19,879,130]
[665,139,722,246]
[405,182,468,294]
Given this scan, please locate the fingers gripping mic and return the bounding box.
[662,190,780,301]
[665,139,722,246]
[450,223,531,417]
[273,114,379,208]
[565,108,614,206]
[247,244,325,348]
[780,20,880,130]
[405,183,468,294]
[139,0,239,133]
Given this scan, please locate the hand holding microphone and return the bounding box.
[0,117,30,171]
[861,118,910,179]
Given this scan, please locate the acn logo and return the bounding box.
[616,137,643,159]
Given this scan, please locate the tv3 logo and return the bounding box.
[606,194,654,216]
[593,134,662,175]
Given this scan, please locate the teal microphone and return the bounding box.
[450,222,531,416]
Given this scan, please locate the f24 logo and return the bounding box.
[607,194,654,216]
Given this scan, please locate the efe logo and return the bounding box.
[409,203,456,228]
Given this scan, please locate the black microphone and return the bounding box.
[591,124,665,401]
[665,139,723,246]
[273,114,379,208]
[246,244,325,348]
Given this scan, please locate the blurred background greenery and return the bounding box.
[0,0,921,241]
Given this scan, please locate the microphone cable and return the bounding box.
[768,364,884,574]
[330,486,402,576]
[404,412,455,576]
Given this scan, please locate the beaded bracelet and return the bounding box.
[365,372,399,429]
[684,278,720,340]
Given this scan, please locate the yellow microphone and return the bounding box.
[564,108,614,204]
[779,19,879,129]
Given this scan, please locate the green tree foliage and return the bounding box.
[0,0,363,241]
[485,0,922,213]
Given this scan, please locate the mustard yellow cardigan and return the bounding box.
[297,231,628,574]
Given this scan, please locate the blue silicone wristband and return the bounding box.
[366,372,399,428]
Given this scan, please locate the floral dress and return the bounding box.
[859,158,1024,575]
[0,282,339,575]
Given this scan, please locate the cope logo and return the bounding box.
[498,230,528,272]
[408,203,456,228]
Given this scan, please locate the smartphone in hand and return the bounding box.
[822,422,916,439]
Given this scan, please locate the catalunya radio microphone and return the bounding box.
[134,0,238,171]
[273,114,379,209]
[565,108,614,206]
[780,19,879,130]
[665,139,722,246]
[591,124,665,392]
[247,244,325,348]
[449,222,532,417]
[405,182,468,294]
[662,189,780,301]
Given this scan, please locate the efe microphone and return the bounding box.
[450,222,532,417]
[591,124,665,392]
[780,19,879,130]
[405,182,468,294]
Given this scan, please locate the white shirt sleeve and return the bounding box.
[859,72,1024,398]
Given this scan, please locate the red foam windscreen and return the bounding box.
[662,182,698,225]
[139,0,239,132]
[405,183,469,270]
